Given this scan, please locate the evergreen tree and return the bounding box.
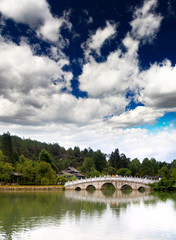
[109,149,121,169]
[93,150,107,172]
[1,132,15,164]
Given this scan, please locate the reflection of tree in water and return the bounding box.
[101,189,115,197]
[0,191,106,239]
[150,192,176,210]
[110,202,128,217]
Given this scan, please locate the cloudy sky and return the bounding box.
[0,0,176,162]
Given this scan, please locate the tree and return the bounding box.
[158,166,170,179]
[1,132,15,164]
[39,149,57,172]
[150,177,174,191]
[87,167,100,178]
[170,168,176,181]
[117,168,131,176]
[109,149,120,169]
[120,153,130,168]
[129,158,141,176]
[170,160,176,169]
[140,158,154,176]
[107,166,116,175]
[0,161,13,183]
[35,161,56,185]
[57,174,76,185]
[93,150,107,172]
[0,150,7,162]
[83,157,94,172]
[16,158,36,184]
[39,149,53,164]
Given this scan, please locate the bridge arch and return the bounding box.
[86,185,96,191]
[101,182,116,190]
[138,186,146,192]
[121,184,133,191]
[75,186,81,191]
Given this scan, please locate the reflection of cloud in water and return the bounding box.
[65,190,155,205]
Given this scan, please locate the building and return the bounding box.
[58,167,85,179]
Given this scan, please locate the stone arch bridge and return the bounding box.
[65,176,157,191]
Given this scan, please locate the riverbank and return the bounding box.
[0,185,63,191]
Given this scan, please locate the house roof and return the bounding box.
[66,167,79,173]
[58,167,84,178]
[12,172,23,176]
[59,170,73,176]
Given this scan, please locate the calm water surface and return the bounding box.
[0,190,176,240]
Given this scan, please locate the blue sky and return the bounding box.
[0,0,176,162]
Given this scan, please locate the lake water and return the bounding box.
[0,190,176,240]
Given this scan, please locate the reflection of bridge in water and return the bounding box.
[65,190,155,205]
[65,176,157,191]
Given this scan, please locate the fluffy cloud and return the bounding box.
[79,0,162,100]
[130,0,162,43]
[0,37,72,94]
[0,0,71,43]
[83,21,116,57]
[0,35,129,126]
[107,106,164,128]
[0,36,73,124]
[138,60,176,109]
[79,50,138,98]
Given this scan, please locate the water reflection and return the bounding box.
[65,189,154,204]
[0,190,175,240]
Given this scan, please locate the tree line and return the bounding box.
[0,132,176,189]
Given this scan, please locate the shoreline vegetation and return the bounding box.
[0,132,176,191]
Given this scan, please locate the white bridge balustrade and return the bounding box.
[64,176,158,191]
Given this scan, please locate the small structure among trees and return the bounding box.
[58,167,85,179]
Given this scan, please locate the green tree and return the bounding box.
[120,153,130,168]
[170,168,176,181]
[109,149,120,169]
[0,150,7,162]
[39,149,53,164]
[170,160,176,169]
[158,166,170,179]
[83,157,94,172]
[140,158,153,176]
[129,158,141,176]
[35,161,56,185]
[117,168,131,176]
[1,132,15,164]
[39,149,57,172]
[0,161,13,183]
[107,166,116,175]
[93,150,107,172]
[150,177,174,191]
[87,167,100,177]
[16,158,36,184]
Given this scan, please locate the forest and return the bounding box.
[0,132,176,190]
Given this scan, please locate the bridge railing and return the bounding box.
[64,176,158,186]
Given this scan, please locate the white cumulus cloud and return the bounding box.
[83,21,116,57]
[0,0,71,44]
[130,0,163,43]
